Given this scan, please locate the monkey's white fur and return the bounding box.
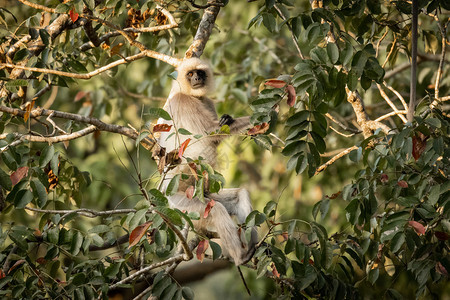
[156,57,257,265]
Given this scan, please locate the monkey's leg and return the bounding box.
[168,193,248,265]
[209,188,258,263]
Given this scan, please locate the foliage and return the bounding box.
[0,0,449,299]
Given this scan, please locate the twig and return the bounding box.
[407,0,418,123]
[273,4,304,59]
[432,22,448,108]
[376,27,389,57]
[325,113,361,134]
[382,36,397,68]
[187,0,224,9]
[374,110,407,122]
[383,82,408,110]
[376,83,408,123]
[16,0,54,13]
[329,126,356,138]
[315,146,358,175]
[110,252,187,291]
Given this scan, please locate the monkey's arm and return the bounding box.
[219,115,251,134]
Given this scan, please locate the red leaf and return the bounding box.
[196,239,209,263]
[178,138,191,158]
[36,257,47,265]
[74,91,88,102]
[203,199,216,219]
[265,79,286,88]
[128,221,152,248]
[380,174,389,184]
[326,191,341,199]
[0,269,5,279]
[185,186,194,199]
[434,231,449,240]
[69,8,79,23]
[247,123,269,135]
[436,262,448,276]
[397,180,408,188]
[408,221,426,235]
[271,262,280,278]
[412,133,428,161]
[285,85,296,107]
[153,124,172,132]
[8,260,25,273]
[23,100,35,122]
[10,166,29,186]
[188,163,198,180]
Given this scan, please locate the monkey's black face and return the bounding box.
[186,69,207,89]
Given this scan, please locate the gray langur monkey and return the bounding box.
[154,57,257,265]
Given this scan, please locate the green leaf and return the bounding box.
[39,29,50,45]
[148,108,172,121]
[31,179,47,207]
[178,128,192,135]
[166,174,180,196]
[209,240,222,260]
[39,145,55,167]
[13,48,29,63]
[286,110,309,127]
[281,140,307,156]
[14,189,33,209]
[349,147,362,162]
[390,232,405,253]
[70,231,84,256]
[262,12,276,33]
[0,167,12,191]
[327,43,339,64]
[181,287,195,300]
[88,225,110,234]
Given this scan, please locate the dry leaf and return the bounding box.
[265,79,286,88]
[10,166,29,186]
[196,239,209,263]
[203,199,216,219]
[129,221,152,248]
[178,138,190,158]
[247,123,269,135]
[153,124,172,132]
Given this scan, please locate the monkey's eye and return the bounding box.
[187,71,193,77]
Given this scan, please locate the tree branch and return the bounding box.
[185,0,225,58]
[0,125,98,152]
[376,83,408,123]
[274,4,304,59]
[315,146,358,175]
[407,0,418,123]
[0,106,160,149]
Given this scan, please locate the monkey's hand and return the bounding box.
[219,114,235,126]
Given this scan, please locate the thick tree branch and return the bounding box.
[185,0,225,58]
[346,89,391,138]
[0,125,98,152]
[0,106,155,145]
